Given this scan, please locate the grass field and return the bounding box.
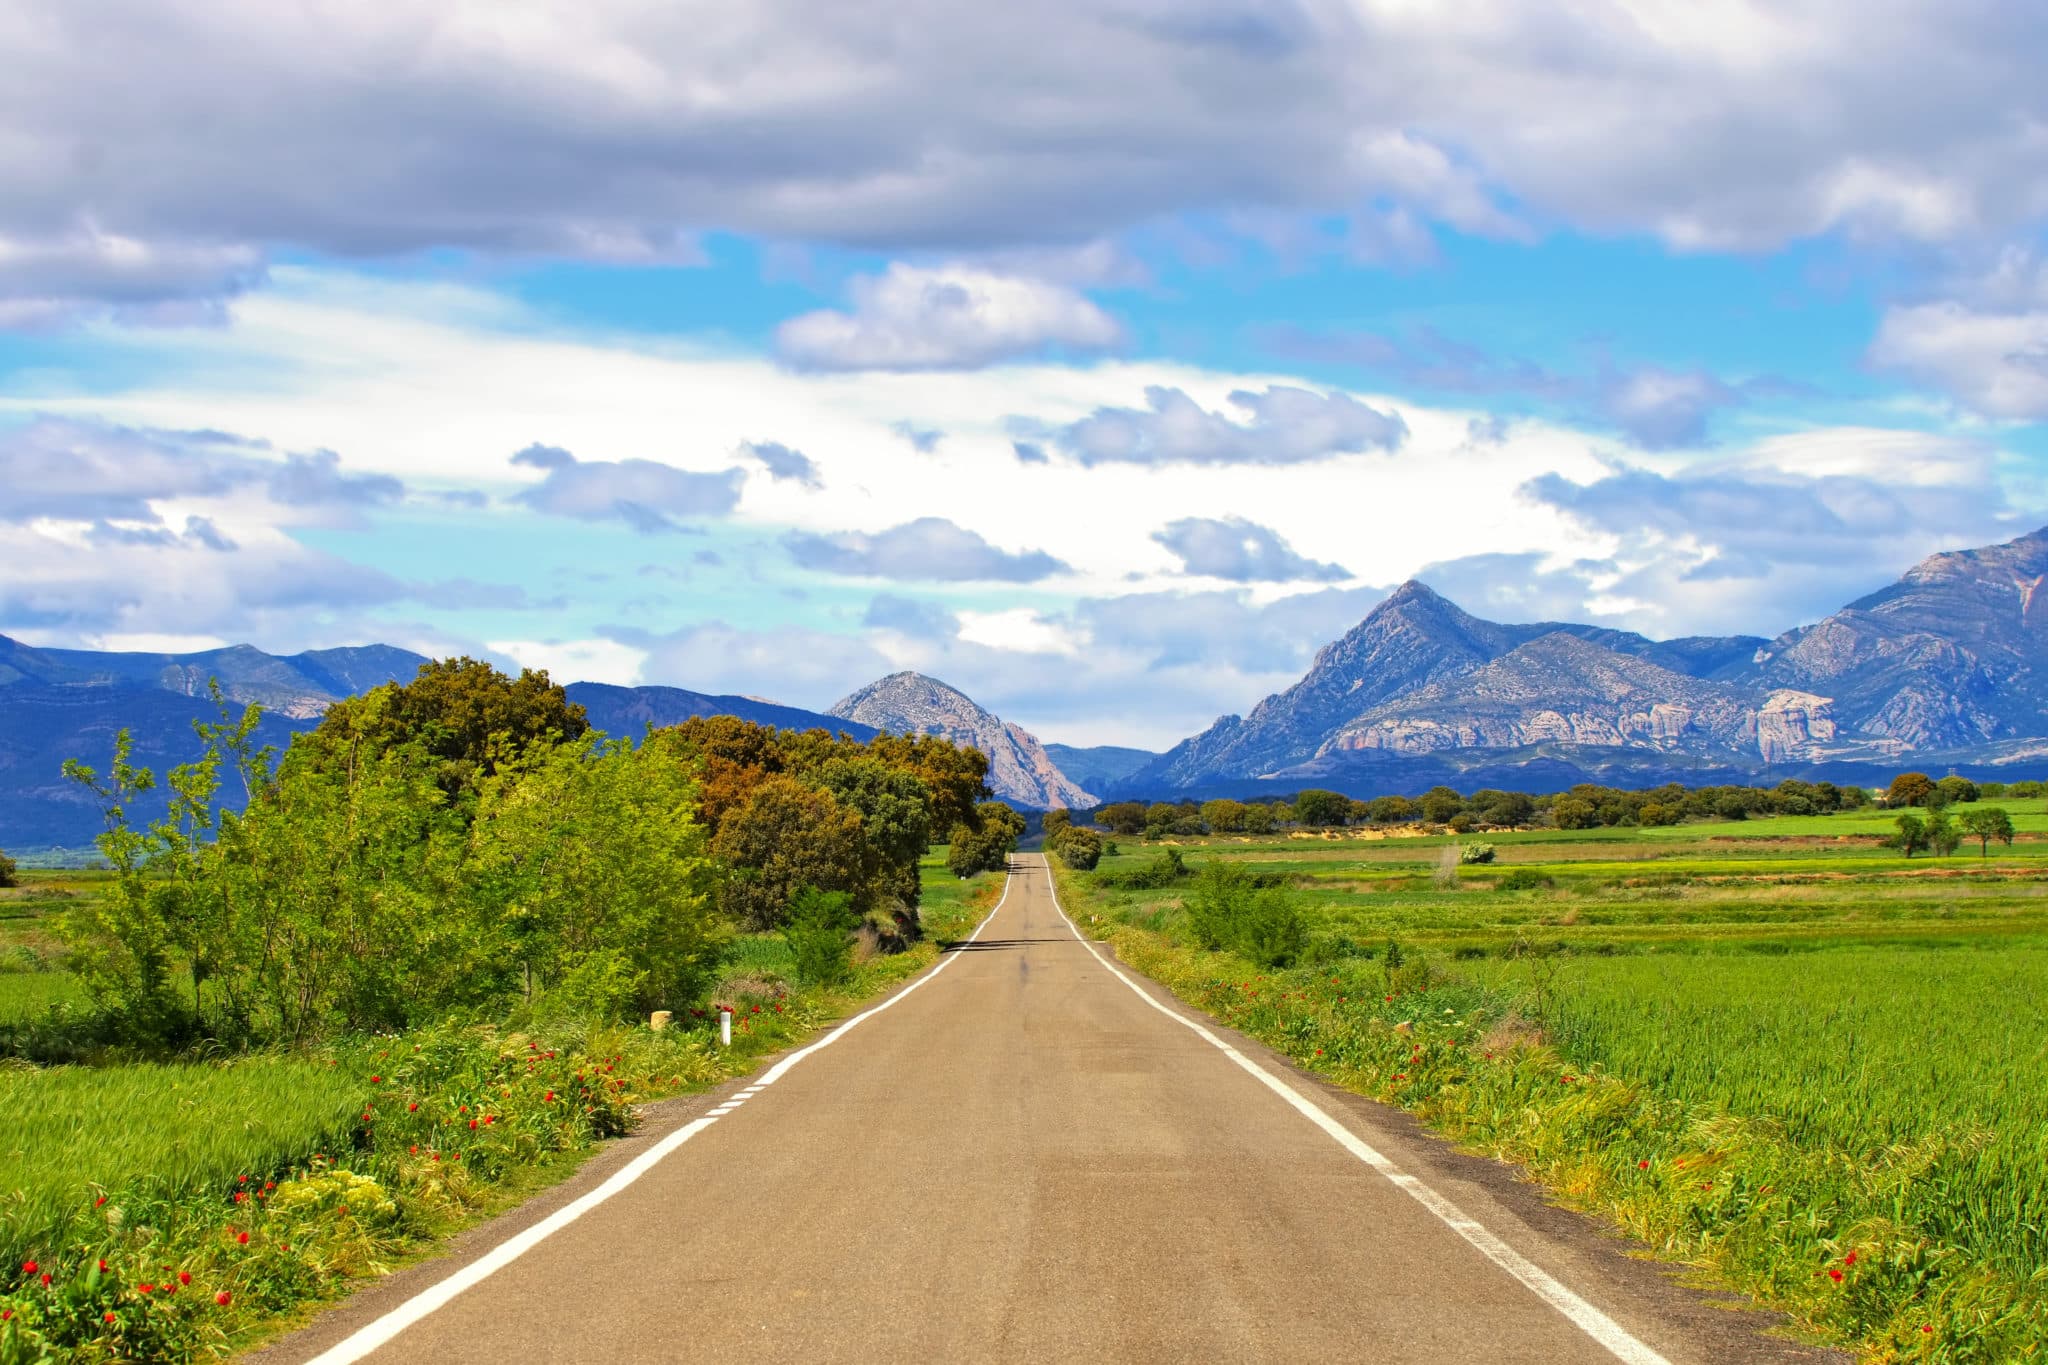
[1059,810,2048,1360]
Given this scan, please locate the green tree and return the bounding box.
[949,802,1025,877]
[1238,802,1276,835]
[812,755,934,912]
[1200,799,1246,833]
[1887,772,1936,809]
[1926,811,1961,858]
[310,656,588,798]
[1050,826,1103,871]
[1293,789,1350,827]
[0,849,15,888]
[1552,797,1598,830]
[712,776,867,930]
[1366,795,1417,824]
[1417,786,1464,824]
[1958,806,2015,857]
[1935,775,1979,807]
[1885,811,1930,858]
[1042,809,1073,839]
[1095,802,1147,836]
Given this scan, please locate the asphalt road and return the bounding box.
[262,855,1840,1364]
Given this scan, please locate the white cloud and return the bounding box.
[1870,302,2048,421]
[488,637,648,687]
[775,264,1123,371]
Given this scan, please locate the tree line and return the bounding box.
[56,658,1019,1047]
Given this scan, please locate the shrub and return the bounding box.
[1495,868,1552,891]
[781,887,859,988]
[1095,848,1189,889]
[0,849,14,888]
[1182,862,1306,968]
[1050,827,1102,871]
[1458,842,1497,865]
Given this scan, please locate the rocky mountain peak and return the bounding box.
[828,672,1094,810]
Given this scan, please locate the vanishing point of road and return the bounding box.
[262,855,1839,1364]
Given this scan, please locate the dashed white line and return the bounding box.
[1038,857,1672,1365]
[301,865,1018,1364]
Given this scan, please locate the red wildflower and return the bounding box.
[1827,1269,1844,1283]
[370,1075,382,1084]
[1638,1160,1650,1170]
[95,1196,107,1206]
[236,1232,249,1246]
[238,1175,248,1184]
[104,1311,117,1323]
[544,1091,555,1102]
[408,1103,418,1112]
[38,1274,49,1287]
[139,1282,155,1293]
[1844,1251,1858,1266]
[216,1291,232,1306]
[468,1119,478,1130]
[178,1271,191,1286]
[21,1260,36,1275]
[98,1260,109,1273]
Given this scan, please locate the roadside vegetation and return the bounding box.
[1052,790,2048,1362]
[0,659,1018,1361]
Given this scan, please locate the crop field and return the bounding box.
[1059,809,2048,1358]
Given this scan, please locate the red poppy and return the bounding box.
[20,1260,35,1275]
[95,1196,107,1206]
[98,1260,109,1273]
[468,1119,478,1130]
[1827,1269,1843,1283]
[1638,1160,1650,1170]
[216,1291,232,1306]
[38,1273,49,1287]
[1844,1251,1858,1266]
[236,1232,249,1246]
[370,1075,382,1084]
[104,1311,117,1323]
[139,1283,155,1294]
[544,1091,555,1102]
[408,1103,418,1112]
[178,1271,191,1286]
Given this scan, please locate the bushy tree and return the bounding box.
[712,776,867,930]
[812,755,933,910]
[1926,810,1961,858]
[1042,809,1073,839]
[1366,795,1417,824]
[1240,802,1278,835]
[1049,826,1103,870]
[1887,772,1937,809]
[1418,786,1464,824]
[309,657,588,797]
[1201,799,1246,833]
[1293,789,1349,827]
[949,802,1025,877]
[0,849,15,888]
[1552,797,1598,830]
[1095,802,1147,836]
[1959,806,2015,856]
[1935,775,1980,807]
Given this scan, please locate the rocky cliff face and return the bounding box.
[1122,525,2048,794]
[827,672,1095,810]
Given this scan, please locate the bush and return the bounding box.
[781,887,859,988]
[1182,862,1306,968]
[1094,848,1190,889]
[1458,842,1497,865]
[0,849,14,888]
[1495,868,1552,891]
[1050,827,1102,871]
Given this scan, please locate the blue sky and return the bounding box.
[4,1,2048,746]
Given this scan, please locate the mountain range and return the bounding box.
[8,525,2048,848]
[1120,526,2048,796]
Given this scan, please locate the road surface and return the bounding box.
[262,855,1837,1364]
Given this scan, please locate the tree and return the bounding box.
[0,848,14,889]
[1552,797,1598,830]
[1201,799,1246,833]
[1095,802,1147,836]
[1240,802,1277,835]
[811,755,933,911]
[1926,810,1961,858]
[1885,811,1929,858]
[1366,795,1417,825]
[712,776,867,930]
[1958,806,2015,857]
[1293,789,1350,828]
[1050,826,1103,870]
[1042,809,1073,839]
[1418,786,1464,824]
[309,657,588,798]
[1935,775,1979,808]
[1887,772,1936,809]
[1637,801,1677,828]
[949,802,1025,877]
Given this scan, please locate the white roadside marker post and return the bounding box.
[720,1007,732,1047]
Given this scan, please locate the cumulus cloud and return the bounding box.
[1519,434,2031,633]
[1152,515,1349,581]
[1869,253,2048,419]
[0,226,264,326]
[1035,384,1406,466]
[0,417,404,523]
[775,264,1123,371]
[509,442,744,532]
[740,439,822,488]
[784,517,1069,582]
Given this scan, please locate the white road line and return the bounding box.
[1038,857,1673,1365]
[302,864,1018,1365]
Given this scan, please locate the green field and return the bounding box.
[1060,811,2048,1359]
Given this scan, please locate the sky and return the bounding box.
[4,1,2048,748]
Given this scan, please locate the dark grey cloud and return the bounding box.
[784,517,1068,581]
[510,442,744,533]
[5,2,2048,323]
[863,593,961,639]
[1152,515,1348,582]
[740,439,822,488]
[1028,384,1405,467]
